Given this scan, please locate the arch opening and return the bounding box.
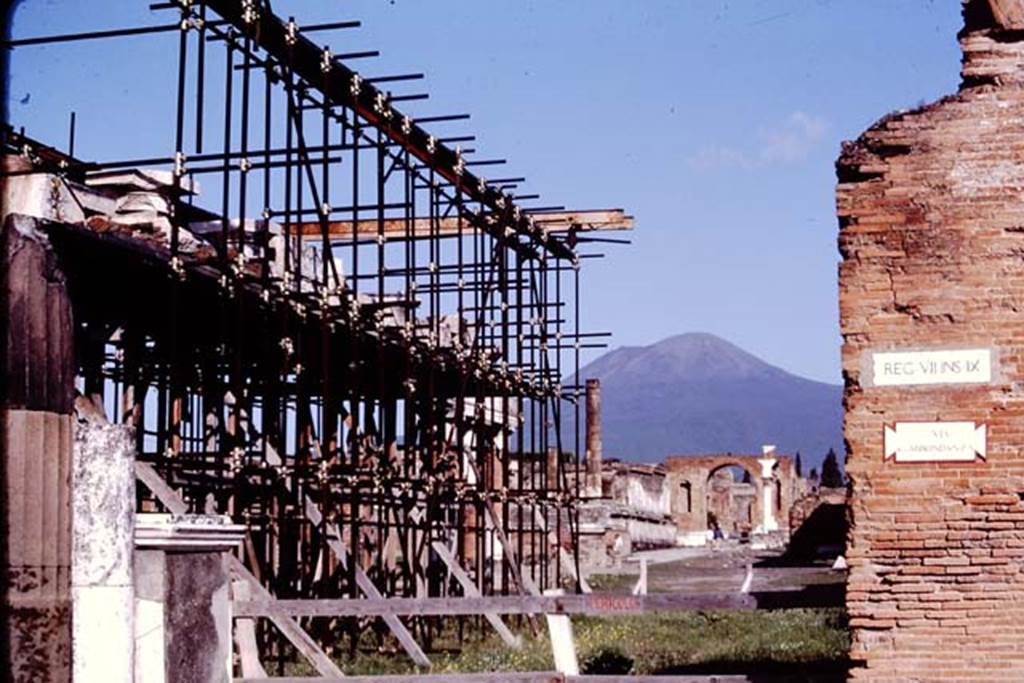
[706,464,757,539]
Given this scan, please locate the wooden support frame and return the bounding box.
[235,674,752,683]
[291,209,634,241]
[302,495,431,667]
[233,580,270,679]
[430,541,522,649]
[233,590,756,618]
[259,437,430,668]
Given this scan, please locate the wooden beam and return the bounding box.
[227,558,346,679]
[233,580,269,679]
[303,495,432,667]
[430,541,522,649]
[235,674,750,683]
[236,674,563,683]
[292,210,634,241]
[234,590,756,618]
[264,437,430,668]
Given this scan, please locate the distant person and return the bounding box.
[711,521,724,550]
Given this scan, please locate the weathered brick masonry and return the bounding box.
[838,1,1024,679]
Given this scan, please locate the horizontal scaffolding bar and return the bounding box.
[234,591,755,617]
[293,210,634,241]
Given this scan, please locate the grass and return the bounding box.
[585,572,638,592]
[437,609,850,676]
[278,608,850,676]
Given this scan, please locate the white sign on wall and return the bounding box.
[872,349,991,387]
[883,421,986,463]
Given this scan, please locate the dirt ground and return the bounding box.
[586,543,846,595]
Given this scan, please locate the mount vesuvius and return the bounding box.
[572,333,842,473]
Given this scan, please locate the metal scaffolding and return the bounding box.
[2,0,632,670]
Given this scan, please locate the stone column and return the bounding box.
[546,447,559,489]
[72,411,136,682]
[584,379,602,497]
[1,215,75,682]
[758,446,779,534]
[134,514,246,683]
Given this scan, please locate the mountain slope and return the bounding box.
[574,333,842,472]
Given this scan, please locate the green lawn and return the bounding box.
[280,608,849,677]
[433,609,850,676]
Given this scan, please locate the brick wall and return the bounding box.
[838,2,1024,679]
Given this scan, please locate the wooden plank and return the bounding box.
[292,209,634,241]
[543,589,578,675]
[233,580,269,679]
[631,559,648,596]
[244,583,843,615]
[430,541,522,649]
[303,495,431,668]
[264,439,428,667]
[464,458,536,599]
[234,675,748,683]
[235,590,756,618]
[567,678,750,683]
[596,679,754,683]
[134,462,345,679]
[227,557,346,679]
[236,673,562,683]
[134,461,187,515]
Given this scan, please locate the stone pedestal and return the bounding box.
[134,514,246,683]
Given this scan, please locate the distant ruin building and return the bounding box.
[837,0,1024,678]
[574,417,826,567]
[665,450,801,548]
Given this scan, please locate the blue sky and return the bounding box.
[7,0,963,383]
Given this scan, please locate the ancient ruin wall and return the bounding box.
[838,2,1024,679]
[664,454,798,539]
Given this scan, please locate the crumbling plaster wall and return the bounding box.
[607,464,671,518]
[837,1,1024,678]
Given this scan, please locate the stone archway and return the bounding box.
[665,451,798,546]
[705,463,759,540]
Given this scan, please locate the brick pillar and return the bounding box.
[837,2,1024,678]
[546,447,559,490]
[584,379,602,497]
[1,215,75,682]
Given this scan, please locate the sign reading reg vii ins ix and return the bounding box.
[871,348,991,387]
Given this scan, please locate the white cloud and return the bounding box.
[687,111,828,171]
